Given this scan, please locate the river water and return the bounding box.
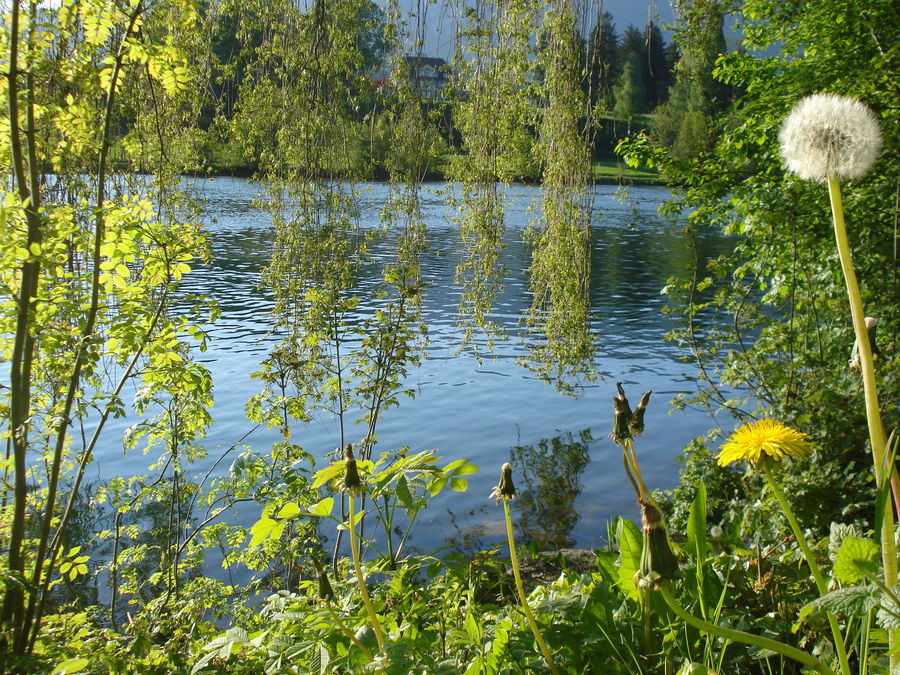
[98,177,730,558]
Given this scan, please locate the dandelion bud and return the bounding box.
[779,93,882,182]
[638,498,679,584]
[343,444,362,490]
[612,382,634,445]
[629,390,652,436]
[490,462,516,503]
[310,556,334,601]
[615,382,633,417]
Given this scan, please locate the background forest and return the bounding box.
[1,0,898,673]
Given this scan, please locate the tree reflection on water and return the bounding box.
[509,429,593,550]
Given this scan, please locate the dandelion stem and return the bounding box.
[659,582,835,675]
[502,499,560,675]
[762,463,851,675]
[325,602,374,661]
[348,492,385,652]
[827,175,898,668]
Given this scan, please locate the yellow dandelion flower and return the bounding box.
[717,419,812,467]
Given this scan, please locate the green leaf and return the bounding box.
[616,518,642,602]
[53,658,90,675]
[277,502,300,519]
[595,550,618,583]
[801,585,881,622]
[445,459,479,476]
[225,626,249,643]
[687,483,707,563]
[311,463,344,490]
[395,475,414,508]
[834,537,879,584]
[428,476,448,497]
[249,517,282,547]
[450,477,468,492]
[308,497,334,517]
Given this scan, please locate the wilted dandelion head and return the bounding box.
[717,419,812,467]
[489,463,516,503]
[779,93,882,182]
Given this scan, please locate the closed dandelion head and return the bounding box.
[342,444,362,491]
[611,382,634,445]
[717,419,813,468]
[629,390,652,436]
[489,463,516,503]
[779,93,882,182]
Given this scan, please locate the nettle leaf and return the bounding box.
[801,585,881,622]
[874,582,900,629]
[225,626,249,643]
[833,537,879,584]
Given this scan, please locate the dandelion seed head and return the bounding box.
[717,419,813,467]
[779,93,882,182]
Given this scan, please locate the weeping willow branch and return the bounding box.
[521,0,596,394]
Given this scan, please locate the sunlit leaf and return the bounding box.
[308,497,334,517]
[834,537,879,585]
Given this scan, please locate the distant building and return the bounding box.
[404,56,449,100]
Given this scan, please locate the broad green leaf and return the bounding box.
[53,658,90,674]
[877,585,900,630]
[451,477,468,492]
[395,475,414,508]
[595,550,618,583]
[834,537,879,584]
[277,502,300,519]
[444,458,468,473]
[249,517,281,547]
[308,497,334,517]
[225,626,248,643]
[429,476,448,497]
[800,585,881,622]
[311,463,344,490]
[445,459,479,476]
[616,517,642,602]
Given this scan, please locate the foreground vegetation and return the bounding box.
[1,0,897,672]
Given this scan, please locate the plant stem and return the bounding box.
[502,499,561,675]
[827,175,898,668]
[348,492,385,652]
[659,582,835,675]
[763,464,851,675]
[325,602,374,662]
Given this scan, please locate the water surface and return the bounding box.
[100,178,730,557]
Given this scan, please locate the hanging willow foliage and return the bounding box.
[231,0,433,562]
[447,0,539,356]
[523,0,598,393]
[232,0,371,441]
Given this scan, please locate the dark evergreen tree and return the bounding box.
[650,0,729,159]
[587,11,620,110]
[643,22,671,109]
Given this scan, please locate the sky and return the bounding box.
[393,0,678,61]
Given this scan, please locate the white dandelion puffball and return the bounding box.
[779,93,882,182]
